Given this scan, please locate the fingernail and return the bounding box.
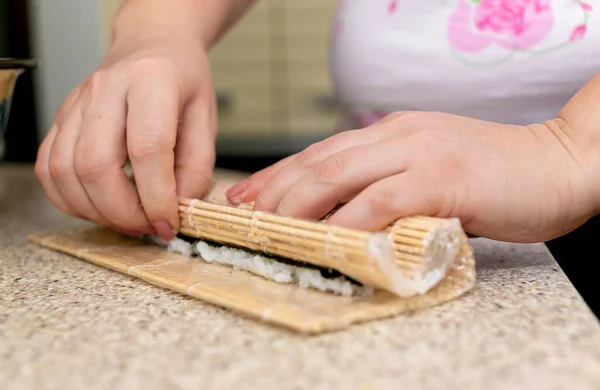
[226,180,248,203]
[153,221,175,241]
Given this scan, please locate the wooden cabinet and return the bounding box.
[209,1,275,136]
[281,1,339,135]
[210,0,339,140]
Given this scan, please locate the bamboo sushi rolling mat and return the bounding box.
[29,175,476,334]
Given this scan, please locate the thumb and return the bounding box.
[174,97,216,199]
[326,171,448,231]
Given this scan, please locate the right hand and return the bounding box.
[35,34,217,240]
[229,113,599,243]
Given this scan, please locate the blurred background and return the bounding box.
[1,0,339,171]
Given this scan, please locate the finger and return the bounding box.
[233,116,418,205]
[226,153,298,204]
[275,140,409,220]
[253,129,384,212]
[326,170,447,231]
[174,97,216,199]
[34,124,82,217]
[75,71,152,232]
[48,107,114,227]
[126,73,179,240]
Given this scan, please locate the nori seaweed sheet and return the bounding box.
[175,233,362,285]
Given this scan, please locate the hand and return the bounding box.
[35,34,217,240]
[226,112,598,243]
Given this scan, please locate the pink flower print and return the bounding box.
[448,0,555,52]
[581,3,593,12]
[569,24,587,41]
[388,1,398,15]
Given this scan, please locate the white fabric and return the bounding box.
[330,0,600,129]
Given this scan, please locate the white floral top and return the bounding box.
[330,0,599,128]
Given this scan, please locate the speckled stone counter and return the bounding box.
[1,164,599,390]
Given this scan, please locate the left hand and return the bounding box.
[225,111,597,243]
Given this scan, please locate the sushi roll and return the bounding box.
[145,233,373,297]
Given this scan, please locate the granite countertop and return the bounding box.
[1,164,599,390]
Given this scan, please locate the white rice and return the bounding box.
[157,236,372,297]
[167,238,194,257]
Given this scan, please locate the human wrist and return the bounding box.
[555,74,600,219]
[110,0,207,52]
[536,117,600,229]
[110,0,254,53]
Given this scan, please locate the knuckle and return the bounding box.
[277,191,304,216]
[313,154,347,185]
[130,56,177,79]
[74,153,110,181]
[34,159,48,181]
[399,111,423,120]
[384,112,405,121]
[176,167,213,197]
[366,189,397,215]
[87,69,109,98]
[128,138,169,161]
[254,192,268,210]
[254,191,274,211]
[53,109,69,127]
[375,112,405,126]
[376,111,427,130]
[333,128,360,141]
[48,156,71,180]
[298,142,326,166]
[55,89,82,122]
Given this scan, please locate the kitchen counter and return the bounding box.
[1,164,599,390]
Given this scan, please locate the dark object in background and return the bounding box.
[0,58,36,69]
[215,155,286,174]
[0,58,36,161]
[546,217,599,319]
[1,1,39,163]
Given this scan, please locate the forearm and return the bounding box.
[557,72,600,148]
[111,0,257,50]
[549,72,600,216]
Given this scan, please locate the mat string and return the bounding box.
[187,199,199,228]
[248,211,263,241]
